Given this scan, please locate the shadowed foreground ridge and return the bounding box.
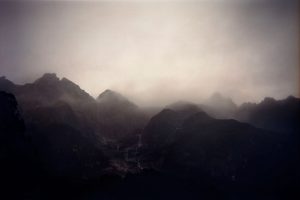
[0,74,299,199]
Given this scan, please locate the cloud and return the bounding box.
[0,0,298,106]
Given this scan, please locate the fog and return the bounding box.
[0,0,298,106]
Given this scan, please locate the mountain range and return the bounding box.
[0,73,299,199]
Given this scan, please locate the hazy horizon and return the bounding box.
[0,0,299,106]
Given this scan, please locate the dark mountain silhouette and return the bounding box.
[1,73,94,109]
[141,107,299,198]
[0,74,149,179]
[0,75,137,180]
[0,91,25,133]
[26,102,110,180]
[0,74,299,199]
[0,74,147,140]
[0,76,15,92]
[0,74,99,134]
[141,101,203,158]
[0,91,40,198]
[28,73,94,104]
[142,101,202,149]
[0,74,106,165]
[235,96,300,133]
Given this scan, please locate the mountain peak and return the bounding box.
[208,92,237,109]
[96,89,138,110]
[261,97,276,104]
[97,89,127,102]
[0,76,13,83]
[0,76,15,92]
[34,73,60,84]
[98,89,115,97]
[166,101,203,117]
[209,92,233,103]
[210,92,223,100]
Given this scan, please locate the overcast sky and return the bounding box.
[0,0,298,106]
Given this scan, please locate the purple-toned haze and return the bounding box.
[0,0,298,106]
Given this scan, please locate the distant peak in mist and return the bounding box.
[208,92,237,108]
[261,97,276,104]
[33,73,80,88]
[97,89,138,108]
[97,89,125,101]
[33,73,86,93]
[0,73,297,109]
[34,73,59,84]
[166,101,200,112]
[209,92,232,102]
[210,92,223,99]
